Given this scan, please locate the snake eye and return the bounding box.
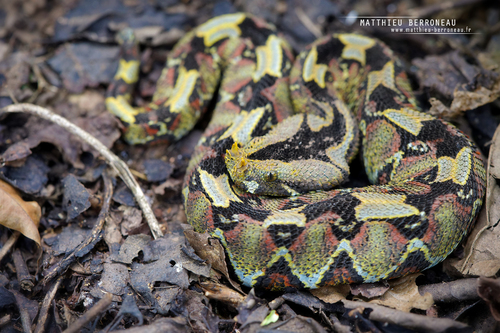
[265,172,277,182]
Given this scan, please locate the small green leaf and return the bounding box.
[261,309,279,326]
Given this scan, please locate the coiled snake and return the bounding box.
[106,13,486,290]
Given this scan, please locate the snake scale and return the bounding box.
[106,13,486,290]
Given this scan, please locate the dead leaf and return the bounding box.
[477,277,500,321]
[91,262,129,299]
[142,159,174,182]
[200,281,246,308]
[153,178,183,195]
[451,209,500,277]
[0,180,41,245]
[62,174,91,220]
[477,35,500,71]
[118,206,143,236]
[428,98,457,118]
[350,281,390,298]
[0,156,49,194]
[68,90,105,113]
[368,274,434,312]
[42,224,90,256]
[451,85,500,113]
[3,105,120,169]
[111,234,151,264]
[311,284,351,303]
[413,51,500,118]
[127,234,210,314]
[0,141,31,166]
[184,227,244,293]
[0,51,32,103]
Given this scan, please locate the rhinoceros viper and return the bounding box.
[106,13,486,290]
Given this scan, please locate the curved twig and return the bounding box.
[42,169,113,284]
[342,300,469,332]
[1,103,163,239]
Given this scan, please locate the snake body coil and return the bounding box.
[106,13,486,289]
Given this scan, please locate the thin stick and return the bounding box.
[0,231,21,262]
[1,103,162,239]
[62,293,113,333]
[419,278,479,303]
[34,277,62,333]
[12,249,34,291]
[42,170,111,284]
[342,300,469,332]
[295,8,322,38]
[0,315,11,327]
[13,291,34,333]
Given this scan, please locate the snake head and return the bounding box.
[225,138,347,196]
[225,142,271,195]
[226,142,249,176]
[225,142,296,196]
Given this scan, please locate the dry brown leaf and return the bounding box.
[0,180,41,245]
[451,208,500,277]
[368,274,434,312]
[350,281,390,298]
[184,227,244,294]
[67,90,105,113]
[200,281,246,308]
[310,284,351,303]
[429,81,500,116]
[428,98,459,118]
[414,51,500,118]
[450,84,500,113]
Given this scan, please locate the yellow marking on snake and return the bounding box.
[218,107,266,145]
[247,114,303,149]
[198,168,242,207]
[331,237,395,282]
[338,34,376,65]
[331,234,433,282]
[366,61,399,100]
[114,59,140,84]
[434,146,472,185]
[253,35,284,82]
[325,100,356,172]
[196,13,246,46]
[354,222,401,280]
[306,101,334,132]
[352,192,420,221]
[105,95,138,123]
[263,208,307,228]
[303,46,328,88]
[382,108,434,136]
[405,238,432,262]
[165,67,199,112]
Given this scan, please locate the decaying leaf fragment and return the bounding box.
[413,50,500,118]
[311,284,351,303]
[368,274,434,312]
[313,275,433,312]
[184,227,244,293]
[0,180,41,245]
